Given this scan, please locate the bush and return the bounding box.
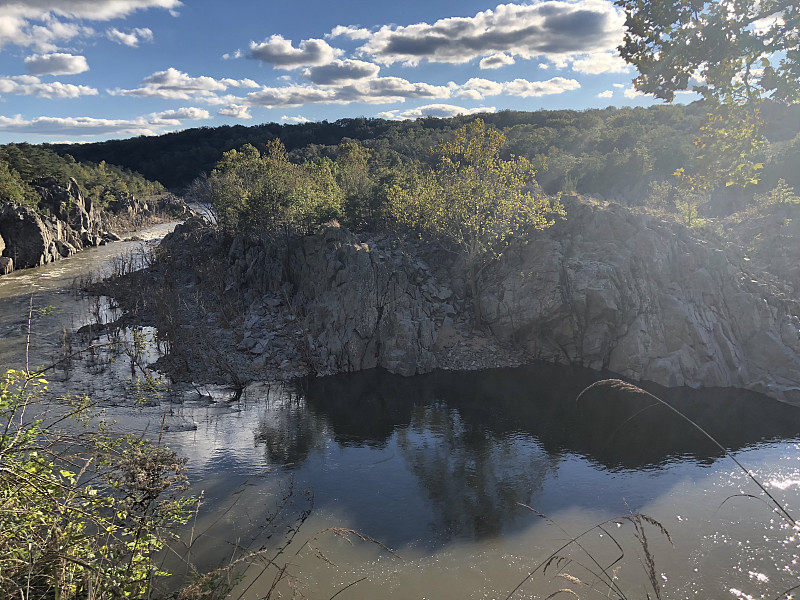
[0,368,192,599]
[754,178,799,206]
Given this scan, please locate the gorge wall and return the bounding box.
[0,177,187,275]
[155,196,800,404]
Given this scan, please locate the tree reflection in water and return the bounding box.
[253,387,328,466]
[247,364,800,548]
[397,401,559,540]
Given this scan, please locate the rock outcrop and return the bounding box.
[480,197,800,403]
[0,178,185,276]
[147,197,800,404]
[0,203,61,269]
[223,225,445,376]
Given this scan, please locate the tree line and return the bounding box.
[48,102,800,219]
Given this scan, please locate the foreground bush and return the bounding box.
[0,368,192,599]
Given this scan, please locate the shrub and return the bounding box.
[0,368,192,599]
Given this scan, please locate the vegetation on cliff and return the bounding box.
[0,143,165,210]
[389,119,564,322]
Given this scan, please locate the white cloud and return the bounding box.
[457,77,504,99]
[570,51,630,74]
[246,85,337,108]
[624,86,643,98]
[249,35,342,69]
[613,83,625,88]
[110,68,256,101]
[220,78,259,88]
[24,52,89,75]
[281,115,310,123]
[360,0,624,67]
[240,73,578,109]
[245,76,451,108]
[751,13,784,34]
[327,25,372,40]
[27,19,93,52]
[222,49,243,60]
[106,27,153,47]
[454,76,580,99]
[302,59,380,85]
[380,104,496,120]
[0,75,97,98]
[343,77,450,102]
[0,1,180,49]
[219,104,252,119]
[486,76,580,98]
[480,53,516,70]
[0,111,188,137]
[597,89,613,98]
[151,107,210,121]
[538,63,549,69]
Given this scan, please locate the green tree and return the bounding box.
[616,0,799,190]
[389,119,564,324]
[335,140,375,228]
[210,141,343,235]
[0,160,37,206]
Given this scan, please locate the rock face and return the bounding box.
[479,197,800,403]
[0,178,102,270]
[156,197,800,403]
[224,225,443,376]
[33,177,96,239]
[0,203,60,268]
[0,178,181,275]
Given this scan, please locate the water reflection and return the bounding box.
[236,364,800,547]
[301,364,800,472]
[397,402,558,541]
[253,387,328,466]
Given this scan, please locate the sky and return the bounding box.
[0,0,681,144]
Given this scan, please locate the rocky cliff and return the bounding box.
[480,198,800,403]
[0,177,187,275]
[137,196,800,403]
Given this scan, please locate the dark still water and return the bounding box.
[131,365,800,600]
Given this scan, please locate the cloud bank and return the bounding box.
[358,0,624,67]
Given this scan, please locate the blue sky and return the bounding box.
[0,0,675,144]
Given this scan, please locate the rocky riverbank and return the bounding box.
[95,195,800,404]
[0,177,189,275]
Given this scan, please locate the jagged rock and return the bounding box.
[0,203,59,268]
[154,199,800,403]
[107,192,149,217]
[480,197,800,404]
[33,177,94,236]
[287,227,439,376]
[0,256,12,275]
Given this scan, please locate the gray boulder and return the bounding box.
[0,203,59,268]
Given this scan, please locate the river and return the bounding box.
[2,226,800,600]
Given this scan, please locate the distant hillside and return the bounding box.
[48,103,800,212]
[0,142,165,209]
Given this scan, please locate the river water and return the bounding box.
[2,227,800,600]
